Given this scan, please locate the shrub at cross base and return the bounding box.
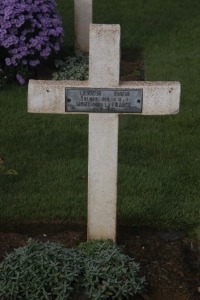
[0,0,64,85]
[0,240,146,300]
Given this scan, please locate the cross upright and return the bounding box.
[28,24,181,242]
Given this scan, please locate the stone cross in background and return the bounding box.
[74,0,92,53]
[28,24,181,242]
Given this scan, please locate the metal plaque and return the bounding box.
[65,88,143,113]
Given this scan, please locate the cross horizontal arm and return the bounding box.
[28,80,180,115]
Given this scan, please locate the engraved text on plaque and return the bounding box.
[65,88,143,113]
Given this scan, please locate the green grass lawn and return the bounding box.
[1,0,200,230]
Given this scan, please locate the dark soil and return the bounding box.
[0,222,200,300]
[120,49,144,81]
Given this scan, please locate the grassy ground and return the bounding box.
[1,0,200,230]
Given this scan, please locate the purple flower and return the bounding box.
[4,22,12,29]
[15,20,23,27]
[54,43,60,52]
[5,57,11,66]
[3,36,18,48]
[29,59,40,67]
[40,46,51,57]
[19,15,25,22]
[20,35,26,41]
[16,74,26,85]
[11,57,17,66]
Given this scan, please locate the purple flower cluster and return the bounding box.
[0,0,64,84]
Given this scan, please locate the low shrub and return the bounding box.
[52,54,89,81]
[79,241,146,300]
[0,239,84,299]
[0,0,64,84]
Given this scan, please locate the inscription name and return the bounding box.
[80,90,102,96]
[65,88,143,113]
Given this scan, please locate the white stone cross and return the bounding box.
[28,24,181,242]
[74,0,92,53]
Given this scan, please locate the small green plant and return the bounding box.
[79,241,146,300]
[0,239,84,300]
[0,158,18,175]
[52,54,89,81]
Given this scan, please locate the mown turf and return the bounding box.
[1,0,200,230]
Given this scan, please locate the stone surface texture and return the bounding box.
[74,0,92,53]
[88,114,118,241]
[89,24,120,88]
